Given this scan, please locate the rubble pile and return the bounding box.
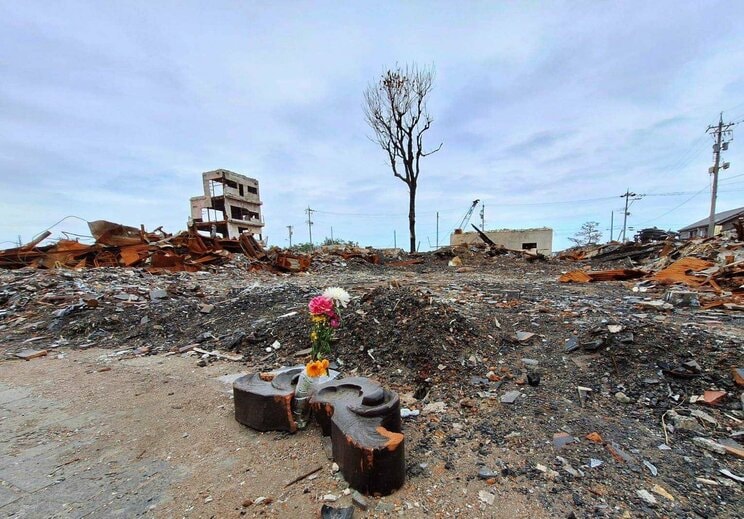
[0,220,314,274]
[1,235,742,516]
[0,221,399,277]
[558,235,744,310]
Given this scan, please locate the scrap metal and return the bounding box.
[0,219,313,274]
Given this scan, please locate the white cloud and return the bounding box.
[0,1,743,251]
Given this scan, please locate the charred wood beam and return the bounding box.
[233,372,405,496]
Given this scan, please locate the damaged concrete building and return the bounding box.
[450,227,553,255]
[189,169,264,239]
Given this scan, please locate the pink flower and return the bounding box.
[329,318,340,329]
[308,295,334,316]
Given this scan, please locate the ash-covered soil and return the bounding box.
[1,252,742,517]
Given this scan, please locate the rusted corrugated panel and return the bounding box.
[588,269,645,281]
[653,257,715,286]
[190,254,224,264]
[180,232,211,255]
[273,253,311,272]
[557,250,586,261]
[37,240,94,269]
[559,269,645,283]
[148,250,192,272]
[559,270,592,283]
[119,244,150,267]
[239,234,267,259]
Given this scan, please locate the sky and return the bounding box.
[1,1,743,252]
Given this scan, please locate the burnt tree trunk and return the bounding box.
[408,182,417,253]
[363,65,442,255]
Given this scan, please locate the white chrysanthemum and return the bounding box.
[323,286,350,308]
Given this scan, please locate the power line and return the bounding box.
[634,186,709,226]
[311,194,621,219]
[719,172,744,183]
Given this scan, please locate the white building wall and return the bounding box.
[450,228,553,255]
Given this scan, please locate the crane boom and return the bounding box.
[457,199,480,230]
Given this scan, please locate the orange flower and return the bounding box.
[306,359,329,378]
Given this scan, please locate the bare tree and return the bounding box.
[568,221,603,247]
[363,64,442,253]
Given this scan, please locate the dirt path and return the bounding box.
[0,349,547,518]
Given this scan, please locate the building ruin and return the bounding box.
[450,227,553,255]
[189,169,264,239]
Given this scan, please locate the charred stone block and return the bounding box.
[233,367,303,432]
[311,377,405,496]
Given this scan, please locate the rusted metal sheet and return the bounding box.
[559,270,592,283]
[119,244,150,267]
[36,240,94,269]
[273,253,311,272]
[88,220,147,247]
[560,269,645,283]
[179,232,212,255]
[239,233,268,260]
[338,251,381,264]
[653,258,715,286]
[91,249,119,268]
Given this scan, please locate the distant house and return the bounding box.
[678,206,744,239]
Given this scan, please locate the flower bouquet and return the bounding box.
[292,287,350,429]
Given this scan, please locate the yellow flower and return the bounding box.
[311,315,326,324]
[306,359,329,378]
[310,331,318,342]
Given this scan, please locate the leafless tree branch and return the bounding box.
[363,63,441,252]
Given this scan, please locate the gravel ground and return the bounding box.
[0,251,742,517]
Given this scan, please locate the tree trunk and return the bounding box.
[408,182,416,253]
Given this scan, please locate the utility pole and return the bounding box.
[480,202,485,229]
[330,226,334,243]
[706,113,734,237]
[619,189,643,242]
[286,225,293,248]
[610,211,614,242]
[305,206,314,248]
[393,230,397,249]
[436,212,439,249]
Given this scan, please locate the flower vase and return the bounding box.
[292,369,340,430]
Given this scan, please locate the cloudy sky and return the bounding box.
[1,1,743,251]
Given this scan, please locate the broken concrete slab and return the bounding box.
[553,432,576,450]
[500,390,521,404]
